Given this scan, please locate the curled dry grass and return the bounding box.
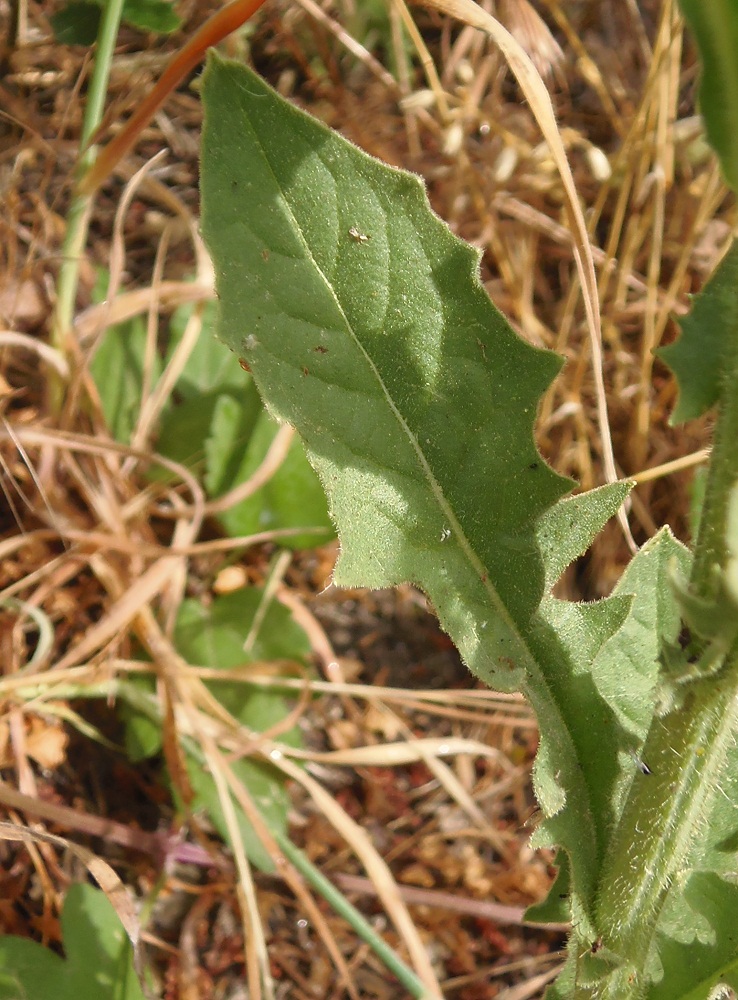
[0,0,735,997]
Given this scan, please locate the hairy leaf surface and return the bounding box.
[535,482,631,591]
[657,241,738,423]
[201,55,573,687]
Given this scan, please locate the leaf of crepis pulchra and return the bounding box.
[657,240,738,424]
[200,53,574,687]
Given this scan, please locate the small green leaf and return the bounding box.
[50,2,100,45]
[165,300,251,399]
[679,0,738,191]
[174,589,310,670]
[0,937,65,1000]
[119,0,181,33]
[0,884,144,1000]
[535,482,632,592]
[157,302,333,547]
[525,850,571,924]
[51,0,181,42]
[187,755,290,874]
[590,527,690,739]
[689,466,708,544]
[119,677,161,761]
[154,303,259,478]
[175,589,308,731]
[90,313,159,444]
[527,593,632,926]
[154,392,219,478]
[657,241,738,423]
[650,873,738,999]
[174,589,309,871]
[206,404,335,549]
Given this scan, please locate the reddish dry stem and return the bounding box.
[81,0,269,194]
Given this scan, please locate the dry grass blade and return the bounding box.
[271,753,445,998]
[183,717,364,1000]
[0,821,140,949]
[0,781,165,857]
[333,872,552,927]
[268,735,517,766]
[200,739,272,1000]
[294,0,399,91]
[51,556,182,672]
[498,0,565,85]
[201,424,296,517]
[75,281,214,343]
[496,965,562,999]
[0,332,70,379]
[391,0,451,120]
[630,448,710,485]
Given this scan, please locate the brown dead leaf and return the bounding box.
[25,716,69,770]
[399,862,436,888]
[0,278,47,330]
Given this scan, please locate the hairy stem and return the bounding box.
[594,661,738,996]
[591,266,738,996]
[689,293,738,601]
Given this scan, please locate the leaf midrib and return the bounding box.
[215,59,604,913]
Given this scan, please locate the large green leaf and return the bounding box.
[198,55,658,932]
[657,241,738,423]
[201,55,573,685]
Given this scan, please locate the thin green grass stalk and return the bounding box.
[50,0,126,410]
[274,832,433,1000]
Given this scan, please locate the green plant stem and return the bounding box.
[593,660,738,998]
[50,0,126,409]
[689,311,738,602]
[591,303,738,997]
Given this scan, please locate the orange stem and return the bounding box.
[81,0,269,195]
